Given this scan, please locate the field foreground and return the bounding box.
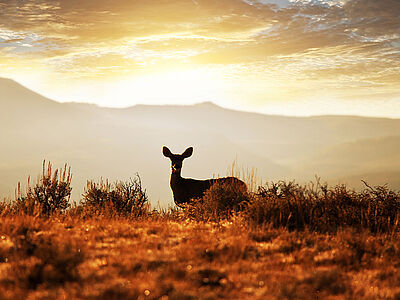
[1,215,400,300]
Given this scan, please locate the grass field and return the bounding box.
[1,214,400,299]
[1,162,400,299]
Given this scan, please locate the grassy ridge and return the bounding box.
[1,162,400,299]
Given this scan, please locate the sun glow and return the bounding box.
[99,68,228,107]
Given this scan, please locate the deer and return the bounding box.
[162,146,247,207]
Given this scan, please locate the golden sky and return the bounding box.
[1,0,400,117]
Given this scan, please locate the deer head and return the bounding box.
[163,146,193,174]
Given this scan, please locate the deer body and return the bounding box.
[163,146,246,207]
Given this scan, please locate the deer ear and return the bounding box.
[163,146,173,158]
[182,147,193,158]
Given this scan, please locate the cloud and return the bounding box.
[0,0,399,107]
[0,0,274,41]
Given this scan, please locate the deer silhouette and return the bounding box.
[163,146,247,207]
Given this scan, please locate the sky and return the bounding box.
[1,0,400,117]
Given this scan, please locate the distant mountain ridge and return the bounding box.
[0,77,57,107]
[1,77,399,206]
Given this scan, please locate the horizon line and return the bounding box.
[2,76,399,120]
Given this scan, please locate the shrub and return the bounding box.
[359,181,400,233]
[14,161,72,216]
[245,180,400,233]
[82,175,149,217]
[184,180,250,222]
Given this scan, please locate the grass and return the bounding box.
[1,214,400,299]
[1,162,400,299]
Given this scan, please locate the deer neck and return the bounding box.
[170,169,183,186]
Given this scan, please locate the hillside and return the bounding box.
[1,77,400,206]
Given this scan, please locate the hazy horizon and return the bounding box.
[2,77,400,120]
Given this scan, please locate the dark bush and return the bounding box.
[82,174,149,217]
[184,180,250,222]
[14,161,72,215]
[245,180,400,233]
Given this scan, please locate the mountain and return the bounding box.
[1,77,400,206]
[0,77,56,108]
[292,135,400,186]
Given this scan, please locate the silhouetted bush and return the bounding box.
[82,175,149,217]
[14,161,72,215]
[184,180,250,221]
[245,180,400,233]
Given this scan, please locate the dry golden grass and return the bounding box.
[1,213,400,300]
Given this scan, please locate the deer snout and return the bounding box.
[171,163,182,173]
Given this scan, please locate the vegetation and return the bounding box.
[183,179,249,222]
[81,175,149,217]
[246,179,400,233]
[13,161,72,216]
[1,162,400,299]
